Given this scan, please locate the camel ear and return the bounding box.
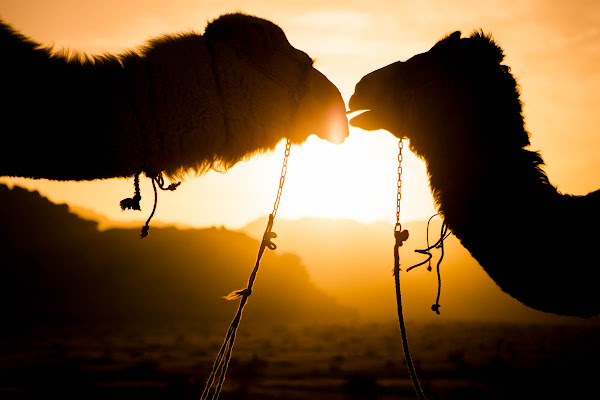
[447,31,461,41]
[430,31,461,51]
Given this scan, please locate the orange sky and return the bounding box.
[1,0,599,228]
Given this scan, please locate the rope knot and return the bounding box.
[431,303,441,315]
[120,172,142,211]
[120,171,182,238]
[155,173,181,191]
[140,224,150,239]
[395,228,410,246]
[262,231,278,250]
[223,288,252,301]
[120,193,141,211]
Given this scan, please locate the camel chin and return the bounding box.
[348,110,382,132]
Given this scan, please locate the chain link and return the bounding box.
[271,139,292,218]
[395,139,404,230]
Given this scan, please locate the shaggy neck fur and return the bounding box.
[424,141,600,318]
[0,14,337,181]
[412,36,600,317]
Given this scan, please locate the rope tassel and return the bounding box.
[120,172,142,211]
[407,214,450,314]
[119,171,181,238]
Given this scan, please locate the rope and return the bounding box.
[120,171,181,238]
[432,222,449,314]
[393,139,426,400]
[140,177,158,238]
[394,237,425,400]
[120,171,142,211]
[407,215,450,314]
[201,139,291,400]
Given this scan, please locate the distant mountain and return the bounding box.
[0,184,355,328]
[68,204,196,231]
[241,217,574,323]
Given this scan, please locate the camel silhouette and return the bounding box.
[349,31,599,318]
[0,13,348,181]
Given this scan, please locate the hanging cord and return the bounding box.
[201,139,291,400]
[407,215,450,314]
[140,172,181,239]
[393,139,426,400]
[140,177,158,239]
[408,214,439,272]
[120,171,142,211]
[431,222,449,314]
[120,171,181,238]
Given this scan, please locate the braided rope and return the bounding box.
[201,140,291,399]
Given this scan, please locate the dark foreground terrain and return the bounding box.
[1,185,598,399]
[1,320,597,399]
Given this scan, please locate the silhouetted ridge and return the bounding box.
[0,184,353,327]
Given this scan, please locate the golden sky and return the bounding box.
[1,0,599,228]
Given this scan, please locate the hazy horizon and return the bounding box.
[4,183,593,325]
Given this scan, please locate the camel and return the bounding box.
[0,13,348,182]
[349,31,600,318]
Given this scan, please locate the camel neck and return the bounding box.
[0,27,140,180]
[427,145,560,239]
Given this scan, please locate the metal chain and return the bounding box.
[272,139,292,218]
[201,139,292,400]
[395,139,404,231]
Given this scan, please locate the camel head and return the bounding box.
[203,13,348,146]
[348,31,529,157]
[0,14,348,181]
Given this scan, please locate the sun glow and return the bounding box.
[1,0,596,231]
[274,126,436,224]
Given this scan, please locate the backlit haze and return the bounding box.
[2,5,599,397]
[2,0,599,229]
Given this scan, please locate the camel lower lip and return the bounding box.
[346,109,369,114]
[348,109,373,123]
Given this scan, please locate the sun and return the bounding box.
[275,126,436,224]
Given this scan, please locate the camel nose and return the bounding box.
[322,102,349,144]
[348,74,377,112]
[309,69,349,144]
[349,60,404,113]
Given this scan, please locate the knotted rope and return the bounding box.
[201,139,291,400]
[407,215,450,314]
[120,171,181,238]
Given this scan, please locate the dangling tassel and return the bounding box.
[407,215,450,315]
[139,172,181,239]
[120,172,142,211]
[119,171,181,238]
[140,177,157,239]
